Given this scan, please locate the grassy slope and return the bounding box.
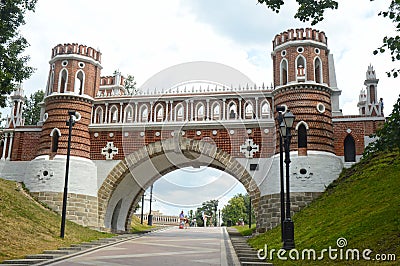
[130,215,155,233]
[248,151,400,265]
[0,179,113,262]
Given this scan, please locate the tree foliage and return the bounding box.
[363,94,400,158]
[0,0,37,107]
[257,0,400,77]
[23,89,43,125]
[194,199,218,227]
[221,193,255,226]
[124,74,139,95]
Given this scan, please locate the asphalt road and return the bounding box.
[49,227,238,266]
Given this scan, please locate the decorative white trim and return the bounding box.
[295,121,309,130]
[240,139,259,159]
[49,128,61,137]
[316,102,325,113]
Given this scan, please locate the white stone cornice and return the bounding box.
[49,54,102,69]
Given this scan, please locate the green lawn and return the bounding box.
[248,151,400,265]
[0,179,114,262]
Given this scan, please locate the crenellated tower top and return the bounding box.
[51,43,102,63]
[273,28,327,50]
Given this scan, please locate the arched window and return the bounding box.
[46,71,55,95]
[298,124,307,148]
[109,105,118,123]
[154,104,164,122]
[196,103,205,121]
[94,106,103,124]
[212,102,220,120]
[244,101,254,119]
[344,135,356,162]
[296,55,306,80]
[314,57,322,83]
[50,128,61,153]
[280,59,288,85]
[58,69,68,93]
[228,101,237,119]
[175,104,184,121]
[140,105,148,122]
[261,101,271,118]
[124,105,133,123]
[74,70,85,95]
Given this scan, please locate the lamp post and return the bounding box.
[148,184,153,226]
[140,192,145,224]
[276,106,286,242]
[279,110,296,250]
[60,110,76,238]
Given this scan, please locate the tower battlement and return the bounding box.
[273,28,327,50]
[51,43,102,63]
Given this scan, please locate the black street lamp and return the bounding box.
[140,192,145,224]
[279,110,296,250]
[148,184,154,226]
[276,106,286,242]
[60,110,76,238]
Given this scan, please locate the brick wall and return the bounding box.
[11,129,41,161]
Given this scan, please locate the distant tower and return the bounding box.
[6,85,25,128]
[37,43,102,158]
[272,28,338,155]
[358,65,381,116]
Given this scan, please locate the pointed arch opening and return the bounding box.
[261,101,271,118]
[175,103,184,121]
[109,105,119,123]
[280,59,288,85]
[228,101,237,119]
[46,71,55,96]
[58,69,68,93]
[196,102,205,121]
[244,101,254,119]
[124,105,134,123]
[139,105,148,122]
[296,55,306,81]
[74,70,85,95]
[154,103,164,122]
[212,102,221,120]
[314,57,322,83]
[50,128,61,153]
[94,106,103,124]
[344,135,356,162]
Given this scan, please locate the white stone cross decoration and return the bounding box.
[240,139,259,159]
[101,141,118,160]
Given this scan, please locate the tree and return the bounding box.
[363,94,400,158]
[23,89,44,125]
[257,0,400,77]
[124,74,139,95]
[221,193,255,226]
[0,0,37,107]
[194,199,218,227]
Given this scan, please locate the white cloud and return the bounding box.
[10,0,399,214]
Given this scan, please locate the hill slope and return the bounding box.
[249,151,400,265]
[0,179,113,262]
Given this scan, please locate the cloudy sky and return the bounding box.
[18,0,399,216]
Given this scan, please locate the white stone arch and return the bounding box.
[109,105,119,123]
[244,100,254,119]
[227,100,237,119]
[260,100,271,118]
[97,137,261,232]
[313,56,323,84]
[295,54,307,81]
[74,70,85,95]
[94,106,103,124]
[154,103,164,122]
[50,128,61,153]
[211,101,221,120]
[58,68,68,93]
[295,120,309,130]
[139,104,148,122]
[195,102,205,121]
[124,104,134,123]
[175,103,184,121]
[46,71,55,96]
[280,58,288,86]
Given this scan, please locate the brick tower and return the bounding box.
[37,43,102,158]
[271,28,338,156]
[26,43,103,227]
